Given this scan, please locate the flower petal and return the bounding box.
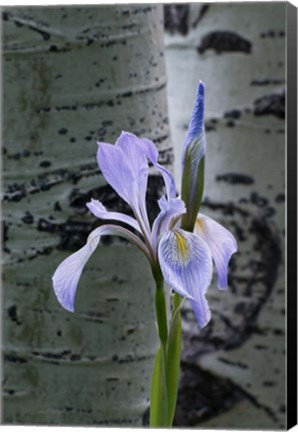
[86,198,142,234]
[97,141,138,210]
[117,132,176,200]
[139,137,176,200]
[188,297,211,329]
[195,214,237,290]
[100,132,155,237]
[151,197,186,255]
[52,224,150,312]
[158,228,213,328]
[183,81,205,149]
[115,132,149,201]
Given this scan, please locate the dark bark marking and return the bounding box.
[197,31,252,54]
[2,11,11,21]
[230,221,247,242]
[3,221,9,242]
[192,4,211,28]
[164,4,190,35]
[37,218,96,251]
[8,305,21,325]
[224,109,242,119]
[120,5,154,17]
[3,163,99,202]
[54,201,62,211]
[5,353,27,364]
[216,173,254,185]
[49,45,59,52]
[250,192,269,208]
[250,79,285,86]
[21,211,34,224]
[5,149,32,161]
[205,123,216,132]
[174,363,243,426]
[260,30,285,38]
[275,193,285,203]
[39,160,51,168]
[253,92,285,119]
[218,357,248,369]
[254,344,268,350]
[58,128,68,135]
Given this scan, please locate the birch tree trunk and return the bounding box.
[2,5,171,425]
[165,2,286,429]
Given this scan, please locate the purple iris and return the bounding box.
[52,83,237,328]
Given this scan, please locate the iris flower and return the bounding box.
[52,82,237,328]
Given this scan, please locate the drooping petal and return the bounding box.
[188,297,211,329]
[181,82,206,231]
[97,142,138,209]
[86,198,142,234]
[151,197,186,255]
[195,214,237,290]
[158,229,213,328]
[52,224,150,312]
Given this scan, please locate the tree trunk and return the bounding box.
[2,5,171,425]
[165,2,286,429]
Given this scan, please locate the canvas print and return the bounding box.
[1,2,294,429]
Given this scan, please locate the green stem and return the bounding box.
[150,268,184,427]
[165,291,182,425]
[152,265,168,347]
[150,269,169,427]
[155,283,168,349]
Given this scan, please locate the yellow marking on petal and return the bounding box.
[195,218,204,233]
[175,232,188,259]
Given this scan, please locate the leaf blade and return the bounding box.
[150,344,168,427]
[166,293,182,425]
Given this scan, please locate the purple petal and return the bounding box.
[151,197,186,255]
[99,132,152,236]
[195,214,237,290]
[139,137,176,199]
[97,141,143,214]
[189,297,211,329]
[86,199,142,234]
[183,81,205,149]
[52,225,150,312]
[115,132,149,201]
[117,132,176,199]
[158,228,213,328]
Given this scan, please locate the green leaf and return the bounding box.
[150,345,168,427]
[166,293,182,425]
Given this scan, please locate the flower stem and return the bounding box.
[155,282,168,349]
[150,266,183,427]
[150,271,169,427]
[165,291,182,425]
[152,265,168,347]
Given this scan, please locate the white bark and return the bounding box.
[165,3,286,428]
[2,5,171,425]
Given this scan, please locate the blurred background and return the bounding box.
[2,3,285,428]
[164,3,285,428]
